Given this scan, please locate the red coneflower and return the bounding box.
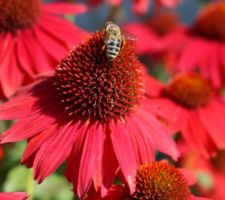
[147,72,225,158]
[178,140,225,200]
[163,2,225,89]
[123,11,180,55]
[0,0,87,98]
[0,29,179,198]
[85,161,209,200]
[0,192,28,200]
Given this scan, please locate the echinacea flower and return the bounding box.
[0,192,28,200]
[163,2,225,89]
[0,0,87,98]
[0,28,179,198]
[178,143,225,200]
[147,72,225,158]
[85,161,209,200]
[123,11,180,55]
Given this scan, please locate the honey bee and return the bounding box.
[103,21,136,62]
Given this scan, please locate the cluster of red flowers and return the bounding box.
[0,0,224,200]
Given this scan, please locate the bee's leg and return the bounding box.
[99,44,107,58]
[121,39,126,50]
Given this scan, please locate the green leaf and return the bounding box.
[3,165,29,191]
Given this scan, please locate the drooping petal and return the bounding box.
[126,114,155,163]
[33,120,77,183]
[0,112,55,143]
[75,123,105,198]
[182,111,216,158]
[33,23,68,62]
[0,192,28,200]
[17,27,53,74]
[0,34,24,97]
[137,106,180,160]
[198,100,225,149]
[16,30,36,78]
[37,14,87,50]
[97,131,119,197]
[110,120,137,193]
[206,42,222,89]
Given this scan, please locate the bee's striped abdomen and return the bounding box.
[106,38,122,62]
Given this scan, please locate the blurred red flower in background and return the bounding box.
[0,192,28,200]
[0,0,87,98]
[0,30,179,198]
[83,0,181,14]
[147,72,225,158]
[179,141,225,200]
[85,161,209,200]
[123,11,180,56]
[162,2,225,89]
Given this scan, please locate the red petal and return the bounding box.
[43,3,87,15]
[37,14,87,49]
[33,23,68,61]
[182,112,215,158]
[0,34,24,97]
[15,30,36,78]
[127,114,155,163]
[132,0,149,14]
[17,27,54,74]
[0,192,28,200]
[137,107,180,160]
[33,121,77,183]
[199,100,225,149]
[110,120,137,193]
[0,112,55,143]
[99,133,119,196]
[76,123,105,198]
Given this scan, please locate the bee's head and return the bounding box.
[105,21,121,36]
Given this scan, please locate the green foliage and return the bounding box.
[3,165,74,200]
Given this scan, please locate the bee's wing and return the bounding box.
[122,31,138,41]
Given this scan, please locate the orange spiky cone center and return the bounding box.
[0,0,41,33]
[132,162,191,200]
[164,73,213,108]
[55,31,144,123]
[191,2,225,42]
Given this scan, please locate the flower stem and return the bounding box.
[26,169,34,200]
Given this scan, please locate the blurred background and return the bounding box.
[0,0,214,200]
